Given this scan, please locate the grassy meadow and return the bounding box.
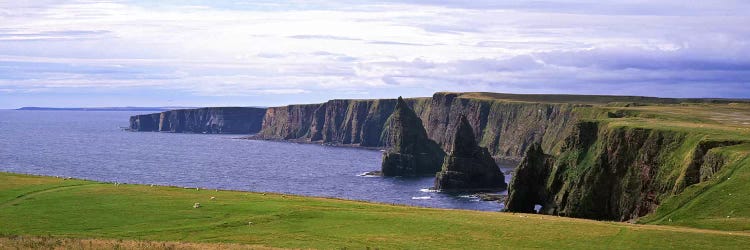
[1,172,749,249]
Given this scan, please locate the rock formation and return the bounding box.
[504,142,554,213]
[380,97,445,176]
[129,107,266,134]
[257,97,430,146]
[255,92,580,162]
[504,121,744,221]
[434,115,507,190]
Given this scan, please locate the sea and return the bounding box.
[0,110,512,211]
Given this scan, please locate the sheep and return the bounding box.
[193,203,201,208]
[210,196,216,200]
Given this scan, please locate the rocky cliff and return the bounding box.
[129,107,267,134]
[380,97,445,176]
[256,92,580,162]
[505,120,746,221]
[423,93,581,162]
[256,98,431,147]
[434,115,506,190]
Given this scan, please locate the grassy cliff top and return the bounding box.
[451,92,749,105]
[578,102,750,141]
[1,172,749,249]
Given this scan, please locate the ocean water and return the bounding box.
[0,110,511,211]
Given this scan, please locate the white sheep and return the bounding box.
[210,196,216,200]
[193,203,201,208]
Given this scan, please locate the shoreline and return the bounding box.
[0,171,504,212]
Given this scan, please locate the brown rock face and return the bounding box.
[254,92,579,162]
[129,107,266,134]
[380,97,445,176]
[434,115,506,190]
[257,98,431,146]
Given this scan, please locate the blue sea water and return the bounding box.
[0,110,510,211]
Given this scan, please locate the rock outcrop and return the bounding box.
[129,113,162,132]
[255,92,580,162]
[505,121,744,221]
[129,107,267,134]
[434,115,506,190]
[256,98,431,147]
[423,93,579,162]
[380,97,445,176]
[504,143,555,213]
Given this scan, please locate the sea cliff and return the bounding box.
[505,106,750,222]
[129,107,267,134]
[255,92,581,162]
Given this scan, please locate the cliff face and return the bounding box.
[256,93,578,161]
[256,98,431,147]
[129,107,267,134]
[257,104,322,140]
[424,93,579,162]
[130,113,162,132]
[503,143,554,213]
[434,115,506,190]
[505,121,744,221]
[380,97,445,176]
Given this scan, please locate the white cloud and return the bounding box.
[0,0,749,107]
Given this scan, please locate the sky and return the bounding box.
[1,0,749,108]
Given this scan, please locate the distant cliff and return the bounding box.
[256,98,432,147]
[129,107,267,134]
[255,93,580,162]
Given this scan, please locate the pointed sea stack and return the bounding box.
[380,97,446,176]
[434,115,506,190]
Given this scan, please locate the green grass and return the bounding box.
[1,172,749,249]
[640,144,750,231]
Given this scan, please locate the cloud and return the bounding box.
[288,35,362,41]
[0,0,749,108]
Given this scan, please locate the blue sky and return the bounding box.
[1,0,749,108]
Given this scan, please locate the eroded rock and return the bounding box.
[380,97,445,176]
[434,115,506,190]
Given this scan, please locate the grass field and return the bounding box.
[1,172,749,249]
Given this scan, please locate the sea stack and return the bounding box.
[434,115,506,190]
[380,97,445,176]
